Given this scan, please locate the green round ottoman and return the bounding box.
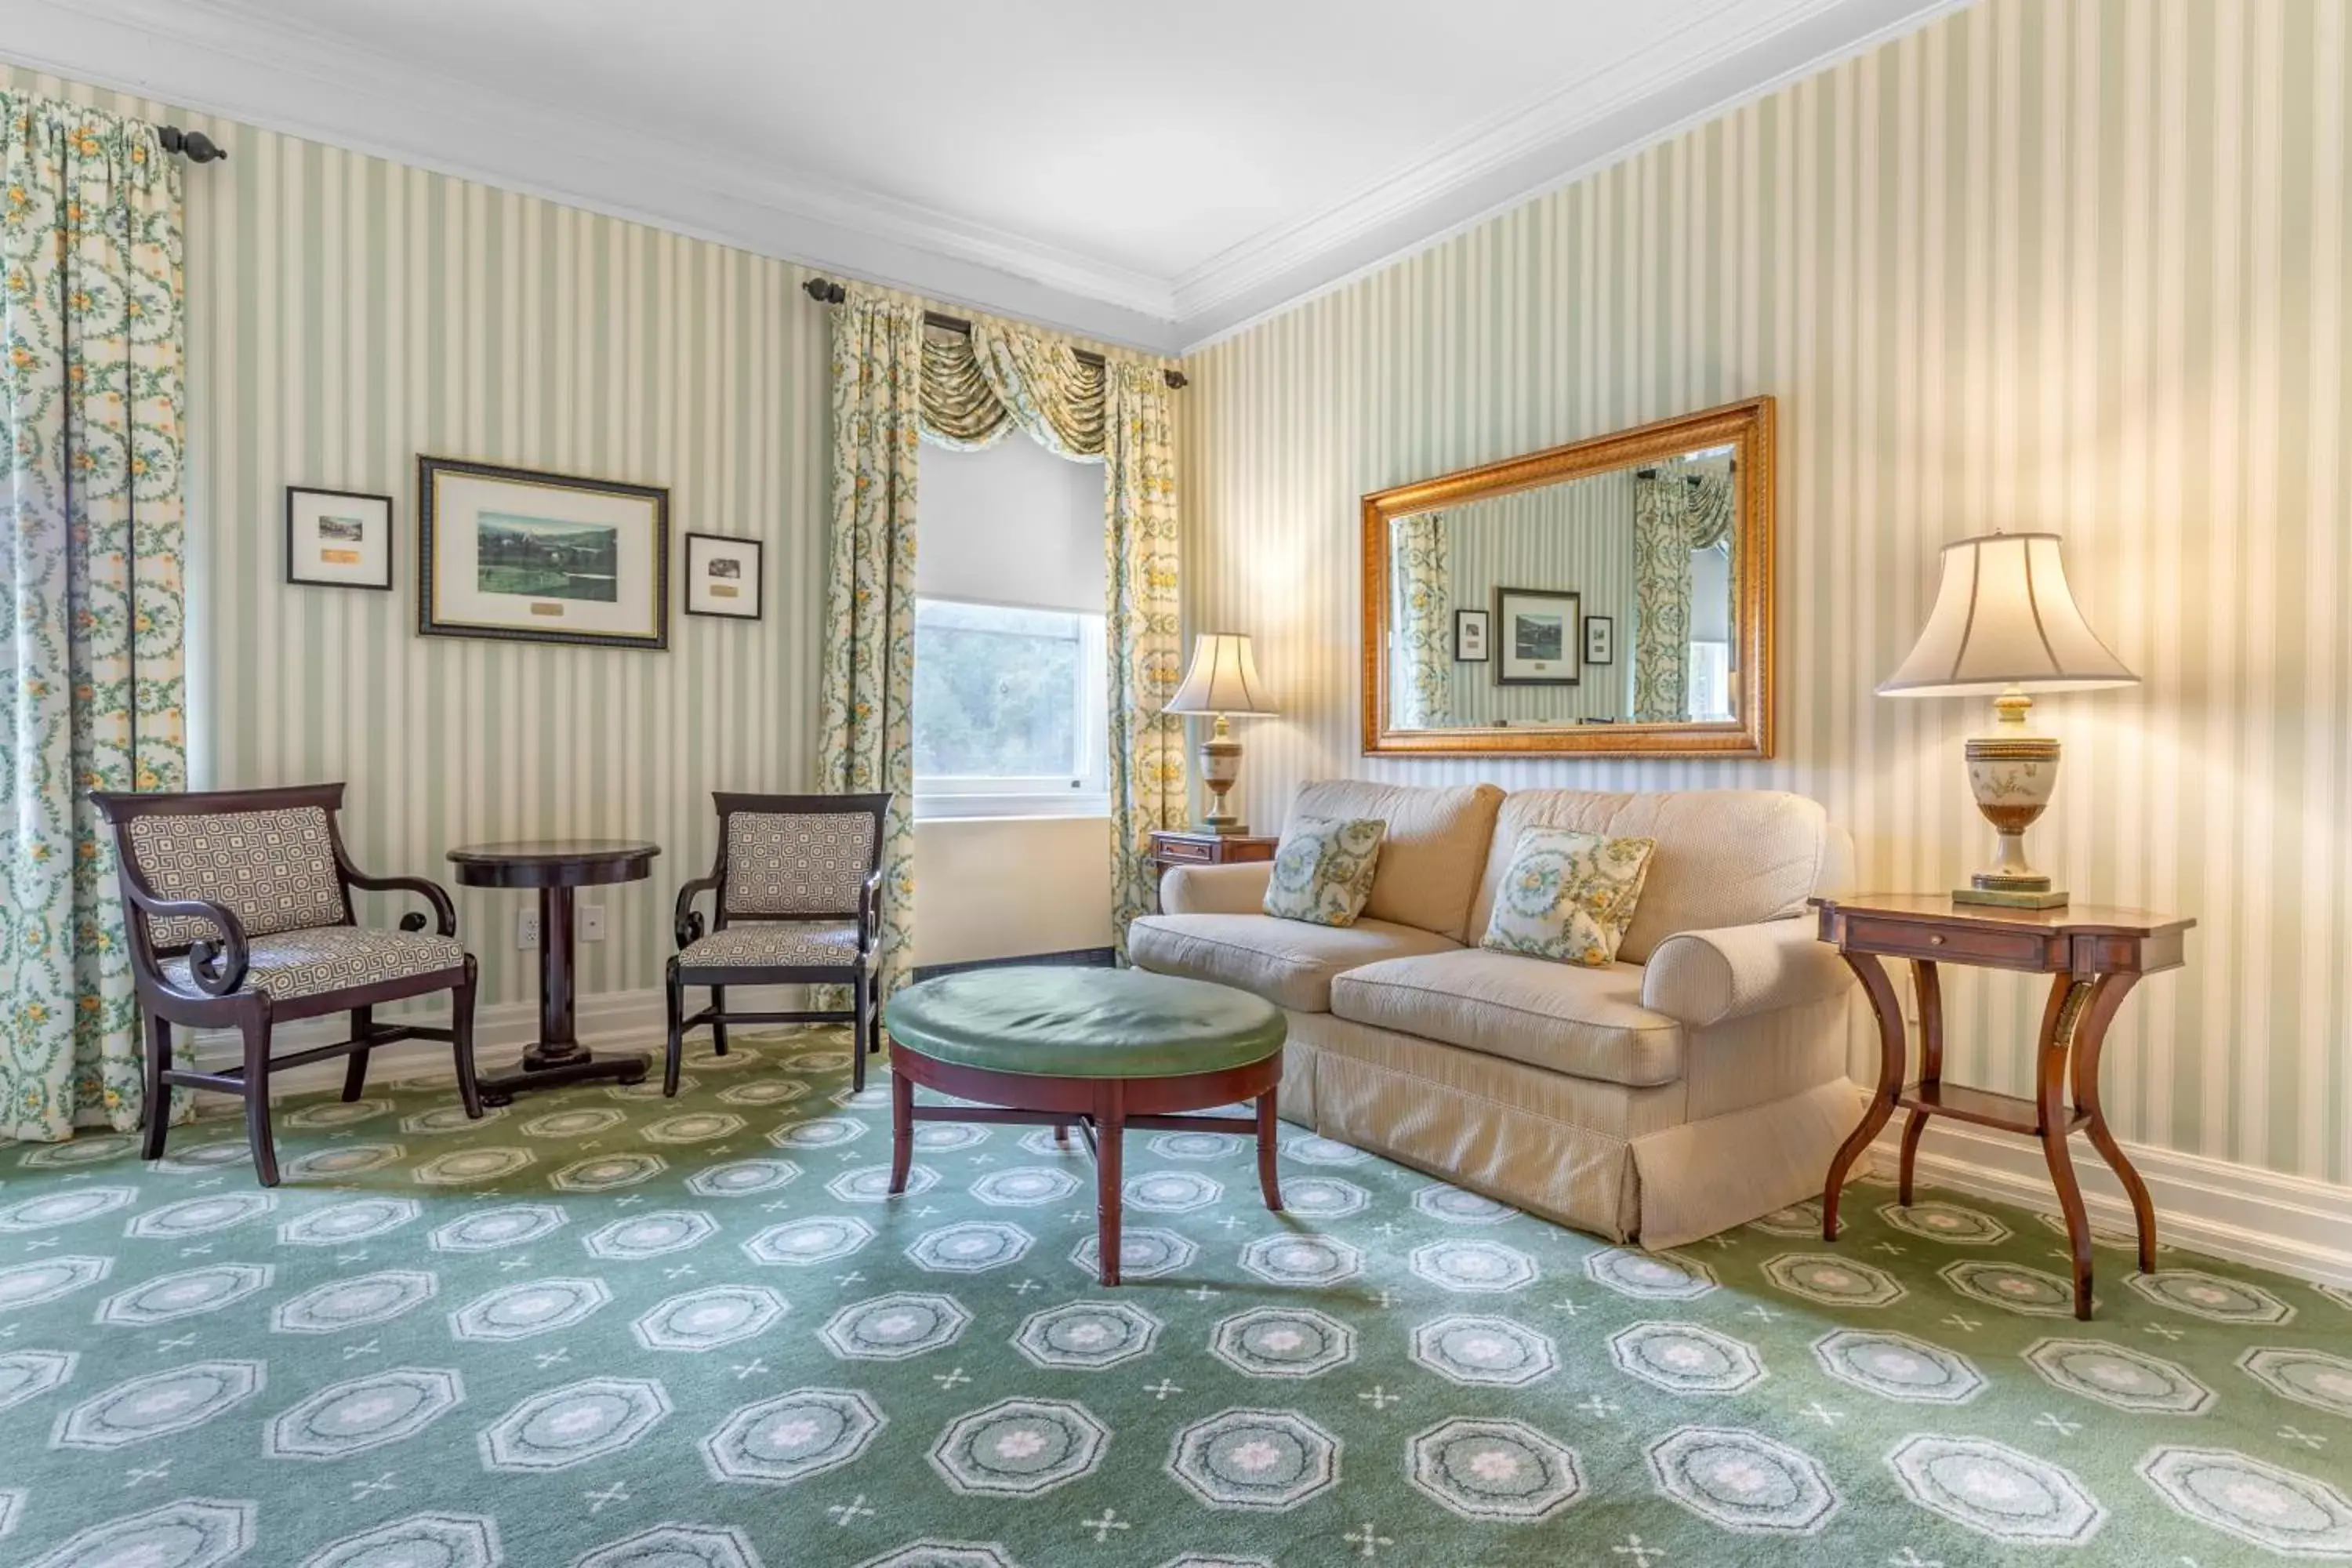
[884,967,1287,1286]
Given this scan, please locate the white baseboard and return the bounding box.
[1866,1105,2352,1288]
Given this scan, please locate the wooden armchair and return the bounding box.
[667,792,891,1096]
[89,783,482,1185]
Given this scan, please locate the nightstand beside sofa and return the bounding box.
[1129,780,1858,1248]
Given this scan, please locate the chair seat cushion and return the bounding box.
[884,967,1285,1079]
[162,926,464,1001]
[1127,913,1462,1013]
[679,922,863,971]
[1329,947,1685,1087]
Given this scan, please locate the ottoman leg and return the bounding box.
[1094,1080,1125,1287]
[1255,1088,1283,1212]
[887,1065,914,1195]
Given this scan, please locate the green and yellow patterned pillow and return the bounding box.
[1479,826,1657,967]
[1261,817,1388,928]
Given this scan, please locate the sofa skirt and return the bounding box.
[1276,1005,1856,1250]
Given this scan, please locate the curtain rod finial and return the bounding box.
[802,278,845,304]
[158,126,227,163]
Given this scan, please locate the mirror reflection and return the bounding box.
[1386,446,1740,731]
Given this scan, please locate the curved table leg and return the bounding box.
[887,1062,914,1196]
[1824,951,1907,1241]
[1255,1089,1283,1212]
[2035,976,2098,1319]
[1897,961,1940,1206]
[2073,971,2154,1273]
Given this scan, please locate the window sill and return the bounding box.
[915,795,1112,823]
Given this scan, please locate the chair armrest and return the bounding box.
[1640,917,1854,1028]
[120,885,251,997]
[674,873,723,950]
[1163,862,1274,916]
[343,866,458,937]
[860,866,885,953]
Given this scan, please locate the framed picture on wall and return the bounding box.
[1584,614,1615,666]
[1454,608,1490,662]
[285,486,394,590]
[417,456,670,650]
[1495,586,1581,686]
[684,532,764,620]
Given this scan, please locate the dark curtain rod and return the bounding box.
[158,126,227,163]
[803,278,1186,390]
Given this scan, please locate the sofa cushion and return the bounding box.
[1127,913,1461,1014]
[1469,789,1829,965]
[1329,947,1684,1087]
[1290,780,1504,942]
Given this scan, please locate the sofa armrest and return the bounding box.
[1640,917,1853,1028]
[1163,862,1274,916]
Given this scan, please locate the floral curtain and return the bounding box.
[1390,511,1452,728]
[1631,468,1693,723]
[816,287,924,1006]
[1,91,189,1142]
[1101,359,1186,949]
[897,309,1184,953]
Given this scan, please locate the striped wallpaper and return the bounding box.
[1180,0,2352,1185]
[1436,471,1638,725]
[4,64,835,1011]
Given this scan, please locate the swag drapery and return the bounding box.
[818,285,1187,990]
[0,92,190,1142]
[1631,460,1735,723]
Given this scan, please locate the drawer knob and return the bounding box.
[1929,935,1946,946]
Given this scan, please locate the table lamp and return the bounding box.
[1166,633,1276,834]
[1879,532,2137,908]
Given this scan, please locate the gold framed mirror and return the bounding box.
[1361,397,1774,758]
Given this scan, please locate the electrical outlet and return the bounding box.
[580,904,606,942]
[515,909,540,950]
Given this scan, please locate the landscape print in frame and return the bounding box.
[417,456,670,649]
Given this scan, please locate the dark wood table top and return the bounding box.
[1809,893,2194,938]
[448,839,660,889]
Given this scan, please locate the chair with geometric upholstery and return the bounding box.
[90,782,482,1185]
[666,791,891,1097]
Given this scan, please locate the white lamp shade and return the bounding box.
[1167,633,1275,715]
[1879,532,2138,697]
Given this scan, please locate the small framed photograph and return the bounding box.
[1454,608,1490,662]
[1496,586,1581,686]
[1584,614,1615,666]
[684,532,764,620]
[285,486,394,590]
[418,456,669,650]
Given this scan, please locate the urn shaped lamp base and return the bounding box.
[1195,713,1250,837]
[1954,687,2067,909]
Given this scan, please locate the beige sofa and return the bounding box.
[1129,781,1858,1249]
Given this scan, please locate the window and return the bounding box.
[914,597,1108,818]
[913,433,1109,820]
[1688,641,1733,722]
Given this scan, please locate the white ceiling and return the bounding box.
[8,0,1963,351]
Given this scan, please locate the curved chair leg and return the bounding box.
[710,985,729,1057]
[342,1005,373,1102]
[240,1000,280,1188]
[140,1011,172,1161]
[450,958,485,1120]
[662,960,685,1098]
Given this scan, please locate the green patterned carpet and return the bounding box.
[3,1027,2350,1568]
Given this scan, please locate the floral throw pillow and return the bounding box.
[1479,826,1658,967]
[1261,817,1388,928]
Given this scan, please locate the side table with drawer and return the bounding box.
[1811,894,2194,1320]
[1146,831,1279,911]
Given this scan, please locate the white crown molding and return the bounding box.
[1174,0,1971,349]
[2,0,1186,352]
[8,0,1965,354]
